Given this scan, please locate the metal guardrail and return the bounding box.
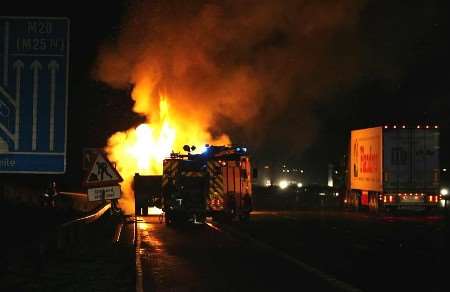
[60,203,111,227]
[57,203,112,249]
[58,191,88,198]
[113,222,124,243]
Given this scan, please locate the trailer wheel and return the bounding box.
[373,196,380,213]
[368,194,379,213]
[353,194,360,211]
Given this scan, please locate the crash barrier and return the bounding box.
[113,222,124,243]
[0,184,104,214]
[58,191,105,213]
[57,203,111,249]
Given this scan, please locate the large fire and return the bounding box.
[105,82,230,214]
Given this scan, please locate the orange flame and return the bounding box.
[105,82,229,214]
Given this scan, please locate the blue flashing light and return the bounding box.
[236,147,241,152]
[199,145,209,154]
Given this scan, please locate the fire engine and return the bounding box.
[161,145,254,224]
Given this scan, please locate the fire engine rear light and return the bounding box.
[389,195,393,203]
[383,196,387,203]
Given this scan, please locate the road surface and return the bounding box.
[135,215,347,292]
[135,209,449,292]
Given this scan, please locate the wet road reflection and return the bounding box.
[136,216,341,292]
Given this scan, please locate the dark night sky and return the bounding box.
[2,0,450,187]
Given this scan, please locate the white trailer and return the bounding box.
[346,126,440,211]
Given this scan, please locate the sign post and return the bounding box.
[0,17,69,173]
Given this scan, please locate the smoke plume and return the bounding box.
[94,0,365,156]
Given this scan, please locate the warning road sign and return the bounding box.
[82,148,103,171]
[83,152,122,187]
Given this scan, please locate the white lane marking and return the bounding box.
[136,218,144,292]
[207,222,362,292]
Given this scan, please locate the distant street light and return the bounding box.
[279,180,289,189]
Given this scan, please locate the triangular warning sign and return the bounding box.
[83,152,123,187]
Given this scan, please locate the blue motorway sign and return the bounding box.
[0,17,69,173]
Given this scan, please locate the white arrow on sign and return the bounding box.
[48,60,59,151]
[13,59,24,150]
[0,86,14,143]
[3,21,9,87]
[30,60,42,151]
